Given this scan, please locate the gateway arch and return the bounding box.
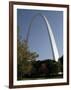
[25,13,59,62]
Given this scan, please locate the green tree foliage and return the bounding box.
[39,60,60,76]
[17,27,39,80]
[47,60,60,75]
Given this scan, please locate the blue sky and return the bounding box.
[17,9,63,60]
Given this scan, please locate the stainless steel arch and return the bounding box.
[25,13,59,61]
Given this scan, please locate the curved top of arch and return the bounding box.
[26,13,48,42]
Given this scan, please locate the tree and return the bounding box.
[45,60,60,76]
[17,26,39,80]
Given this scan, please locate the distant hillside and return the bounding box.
[37,55,63,63]
[36,55,63,64]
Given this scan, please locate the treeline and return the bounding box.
[31,57,63,78]
[17,51,63,80]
